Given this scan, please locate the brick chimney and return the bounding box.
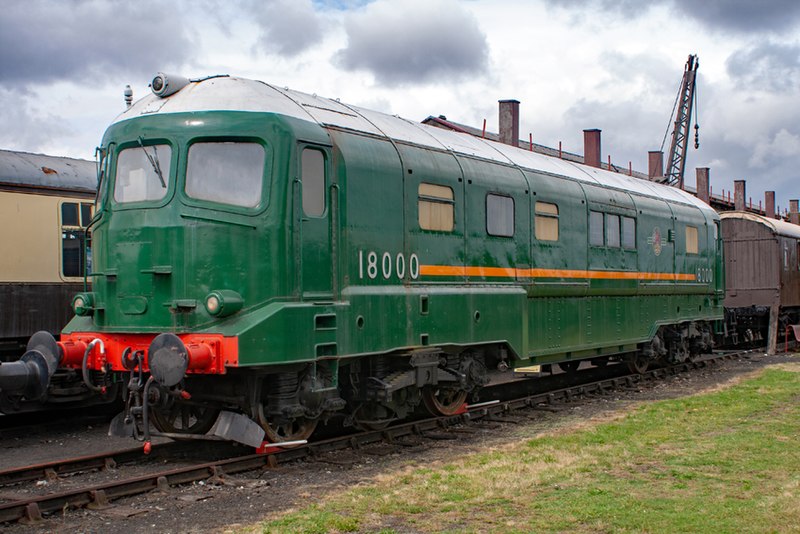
[648,151,664,180]
[734,180,746,211]
[583,129,601,168]
[790,199,799,225]
[765,191,776,219]
[696,168,710,205]
[498,99,520,147]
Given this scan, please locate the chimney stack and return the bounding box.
[790,199,800,225]
[765,191,776,219]
[498,99,520,147]
[696,168,710,205]
[734,180,746,211]
[648,151,664,180]
[583,129,601,168]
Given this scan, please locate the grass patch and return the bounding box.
[257,364,800,533]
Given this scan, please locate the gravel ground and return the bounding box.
[1,351,795,534]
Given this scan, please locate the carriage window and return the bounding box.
[419,183,454,232]
[61,202,91,277]
[535,202,559,241]
[686,226,699,254]
[486,194,514,237]
[61,203,79,226]
[186,142,265,208]
[302,148,325,217]
[589,211,604,246]
[607,214,621,248]
[622,216,636,249]
[114,144,172,203]
[80,203,93,226]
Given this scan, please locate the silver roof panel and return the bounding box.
[113,75,715,214]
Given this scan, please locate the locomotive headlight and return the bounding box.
[206,295,220,314]
[150,72,190,98]
[72,292,95,316]
[204,290,244,318]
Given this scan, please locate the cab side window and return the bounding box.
[302,148,326,217]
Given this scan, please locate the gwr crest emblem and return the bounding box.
[648,227,663,256]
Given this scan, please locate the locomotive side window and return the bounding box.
[622,216,636,249]
[589,210,604,246]
[301,148,325,217]
[534,202,559,241]
[606,214,621,248]
[61,202,92,278]
[686,226,699,254]
[114,144,172,203]
[418,183,454,232]
[186,142,265,208]
[486,193,514,237]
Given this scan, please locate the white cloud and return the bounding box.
[749,129,800,168]
[335,0,489,85]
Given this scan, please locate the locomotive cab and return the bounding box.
[61,105,343,444]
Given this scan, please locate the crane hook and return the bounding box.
[694,123,700,149]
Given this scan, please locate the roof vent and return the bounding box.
[151,73,189,98]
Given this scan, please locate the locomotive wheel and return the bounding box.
[627,355,649,375]
[557,361,580,374]
[262,416,318,443]
[149,402,220,435]
[421,386,468,416]
[353,404,394,431]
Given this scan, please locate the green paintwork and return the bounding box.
[65,106,724,370]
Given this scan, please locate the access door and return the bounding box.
[298,145,334,300]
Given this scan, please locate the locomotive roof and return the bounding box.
[116,75,715,214]
[0,149,96,193]
[720,211,800,239]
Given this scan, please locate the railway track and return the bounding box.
[0,349,758,525]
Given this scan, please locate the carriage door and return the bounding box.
[298,145,334,300]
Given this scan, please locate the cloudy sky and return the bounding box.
[2,0,800,213]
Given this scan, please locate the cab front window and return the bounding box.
[186,142,266,208]
[113,144,172,203]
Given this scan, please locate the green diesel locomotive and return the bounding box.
[50,73,721,445]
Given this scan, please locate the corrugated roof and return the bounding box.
[720,211,800,239]
[113,75,715,215]
[0,149,96,192]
